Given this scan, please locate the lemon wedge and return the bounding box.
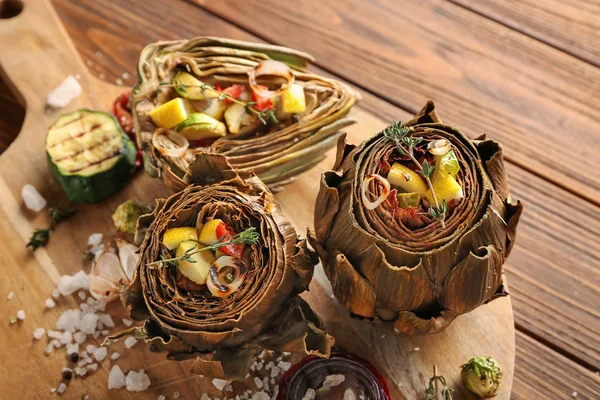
[426,175,464,204]
[149,98,192,129]
[162,227,198,250]
[281,84,306,114]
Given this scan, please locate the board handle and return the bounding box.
[0,0,99,119]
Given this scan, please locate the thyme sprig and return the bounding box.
[425,365,454,400]
[160,82,279,125]
[50,207,76,223]
[27,228,51,251]
[147,227,260,268]
[382,121,446,227]
[27,207,77,251]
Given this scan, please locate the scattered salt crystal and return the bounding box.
[58,271,90,296]
[87,363,98,371]
[250,393,270,400]
[212,378,229,391]
[33,328,45,339]
[45,298,56,308]
[50,339,62,348]
[66,343,79,355]
[254,376,263,389]
[270,366,281,377]
[126,370,151,392]
[323,374,346,388]
[47,75,81,108]
[94,347,107,362]
[200,395,210,400]
[122,72,130,80]
[21,184,47,212]
[102,330,109,336]
[572,392,578,397]
[124,337,138,348]
[44,343,54,355]
[48,330,61,339]
[414,347,420,351]
[75,367,87,376]
[301,389,316,400]
[110,352,120,361]
[60,331,73,344]
[108,365,126,389]
[88,233,103,246]
[278,361,291,371]
[79,313,99,334]
[52,289,60,299]
[92,331,101,339]
[344,389,357,400]
[57,383,67,394]
[116,78,124,86]
[74,331,86,344]
[78,291,87,301]
[122,318,133,327]
[98,314,114,327]
[256,362,264,371]
[16,310,26,320]
[157,396,166,400]
[78,358,90,367]
[86,344,97,354]
[7,292,14,300]
[56,309,81,332]
[173,392,180,399]
[50,388,56,393]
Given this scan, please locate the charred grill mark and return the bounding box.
[61,152,121,173]
[52,133,120,162]
[52,115,85,129]
[47,122,106,149]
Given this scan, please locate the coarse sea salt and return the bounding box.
[124,337,138,348]
[126,370,151,392]
[57,383,67,394]
[122,318,133,327]
[79,313,99,334]
[94,347,107,362]
[251,392,270,400]
[88,233,103,247]
[212,378,229,391]
[7,292,14,300]
[323,374,346,388]
[110,352,120,361]
[33,328,46,340]
[45,298,56,308]
[16,310,26,320]
[46,75,81,108]
[58,271,90,296]
[74,331,86,344]
[108,365,126,389]
[21,184,47,212]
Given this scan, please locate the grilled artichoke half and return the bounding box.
[309,102,523,335]
[111,154,333,379]
[132,36,359,192]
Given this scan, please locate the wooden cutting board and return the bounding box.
[0,0,514,398]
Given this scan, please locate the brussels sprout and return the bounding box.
[112,199,153,235]
[461,356,503,398]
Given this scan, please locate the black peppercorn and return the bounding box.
[69,352,80,363]
[62,369,73,381]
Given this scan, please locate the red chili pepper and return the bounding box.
[251,86,274,111]
[220,84,245,104]
[112,91,134,135]
[215,222,244,258]
[112,90,142,168]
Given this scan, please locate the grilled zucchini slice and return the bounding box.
[46,109,137,203]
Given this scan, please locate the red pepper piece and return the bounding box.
[251,86,274,111]
[112,90,142,167]
[215,222,244,258]
[220,84,245,103]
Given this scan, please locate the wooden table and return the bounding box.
[0,0,598,398]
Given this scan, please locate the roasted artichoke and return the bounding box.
[112,154,333,379]
[461,356,503,398]
[310,102,523,335]
[132,37,359,192]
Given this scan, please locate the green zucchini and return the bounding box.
[46,109,137,203]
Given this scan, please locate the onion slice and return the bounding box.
[248,60,294,99]
[152,128,189,158]
[207,256,247,298]
[427,139,451,155]
[361,174,390,210]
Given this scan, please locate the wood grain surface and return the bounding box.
[197,0,600,206]
[0,0,598,398]
[0,0,519,399]
[450,0,600,67]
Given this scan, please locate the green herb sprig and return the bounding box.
[426,365,454,400]
[162,82,279,125]
[50,207,76,223]
[26,207,77,251]
[147,227,260,268]
[382,121,446,227]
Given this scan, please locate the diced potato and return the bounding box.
[175,240,215,285]
[149,98,192,128]
[173,72,220,100]
[203,99,228,121]
[425,175,464,204]
[224,103,260,134]
[162,227,198,250]
[198,219,223,246]
[387,163,428,196]
[281,84,306,114]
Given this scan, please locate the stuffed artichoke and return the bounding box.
[112,154,333,379]
[310,102,523,335]
[132,37,359,192]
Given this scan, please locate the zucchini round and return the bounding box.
[46,109,137,203]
